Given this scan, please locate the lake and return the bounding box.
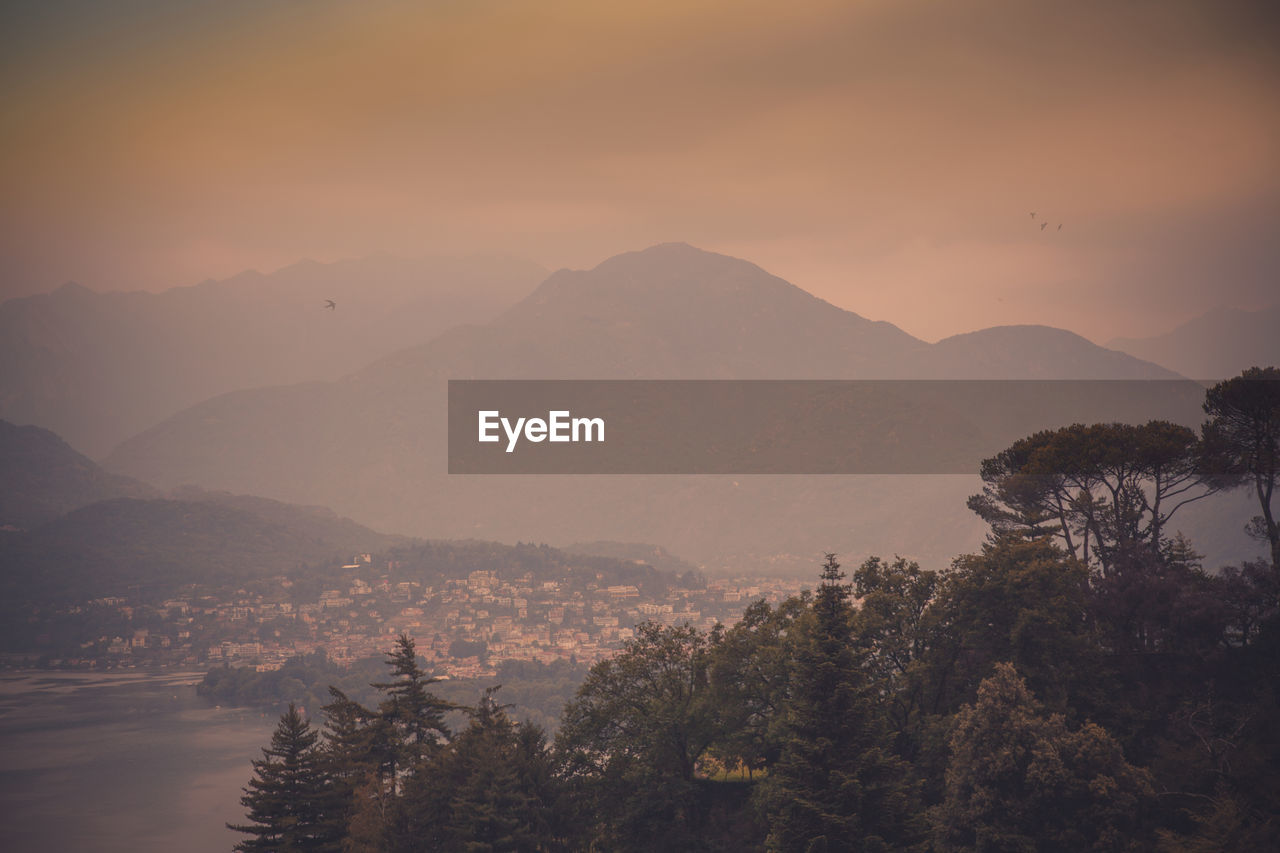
[0,670,278,853]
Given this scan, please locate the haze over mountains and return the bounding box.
[0,254,546,457]
[0,420,412,609]
[1107,304,1280,381]
[90,243,1264,573]
[0,421,155,531]
[0,421,696,629]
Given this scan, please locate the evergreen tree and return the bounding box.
[401,688,562,852]
[759,555,921,852]
[365,634,454,849]
[373,633,452,772]
[230,703,345,852]
[321,686,379,788]
[318,687,382,849]
[968,422,1215,575]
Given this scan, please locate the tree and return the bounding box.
[230,703,345,852]
[932,663,1155,853]
[400,688,563,852]
[372,633,451,786]
[852,556,941,735]
[320,686,378,788]
[1158,783,1280,853]
[555,621,720,850]
[1216,559,1280,647]
[708,595,807,777]
[1203,367,1280,571]
[1088,533,1230,657]
[319,687,383,851]
[759,555,921,852]
[923,537,1095,715]
[314,636,453,850]
[968,422,1215,575]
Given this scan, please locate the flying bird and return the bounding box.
[1040,222,1047,231]
[1030,212,1036,219]
[1057,223,1062,231]
[324,300,336,310]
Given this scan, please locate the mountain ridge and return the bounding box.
[1107,304,1280,380]
[0,420,156,530]
[98,243,1218,573]
[0,254,547,457]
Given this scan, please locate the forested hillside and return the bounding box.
[228,370,1280,851]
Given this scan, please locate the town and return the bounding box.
[11,549,806,678]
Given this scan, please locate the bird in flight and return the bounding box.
[1057,223,1062,231]
[1040,222,1048,231]
[1030,212,1036,220]
[324,300,336,310]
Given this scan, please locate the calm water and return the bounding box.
[0,670,277,853]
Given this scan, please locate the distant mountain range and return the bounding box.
[0,254,546,457]
[98,243,1263,573]
[0,496,405,603]
[0,419,693,614]
[0,419,412,603]
[1107,304,1280,380]
[0,421,155,530]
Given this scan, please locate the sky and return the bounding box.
[2,0,1277,342]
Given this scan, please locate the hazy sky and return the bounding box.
[2,0,1277,342]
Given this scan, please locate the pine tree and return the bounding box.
[373,633,451,774]
[229,703,345,852]
[319,687,382,848]
[760,554,921,852]
[1202,367,1280,572]
[396,687,562,852]
[345,634,454,850]
[321,686,379,789]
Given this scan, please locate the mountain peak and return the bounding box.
[52,281,93,297]
[516,242,830,320]
[937,324,1098,346]
[591,241,764,276]
[931,324,1179,378]
[0,420,155,529]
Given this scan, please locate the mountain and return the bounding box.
[0,420,156,530]
[102,244,1233,573]
[0,497,411,604]
[931,325,1181,378]
[0,254,546,457]
[481,242,934,378]
[1107,305,1280,380]
[0,419,416,603]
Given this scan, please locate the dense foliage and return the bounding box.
[234,370,1280,851]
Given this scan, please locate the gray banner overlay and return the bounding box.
[448,379,1209,474]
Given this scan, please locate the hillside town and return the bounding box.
[14,554,806,677]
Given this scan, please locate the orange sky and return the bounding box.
[2,0,1277,342]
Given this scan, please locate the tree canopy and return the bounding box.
[229,374,1280,850]
[968,421,1215,574]
[1203,366,1280,570]
[933,663,1155,853]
